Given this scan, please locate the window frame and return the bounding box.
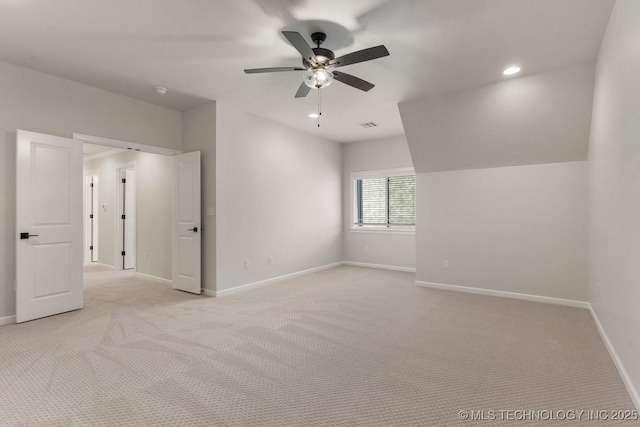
[350,167,416,234]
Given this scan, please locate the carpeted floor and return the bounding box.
[0,266,635,426]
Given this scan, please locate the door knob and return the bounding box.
[20,232,39,239]
[187,227,198,232]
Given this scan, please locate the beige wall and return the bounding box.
[84,150,173,281]
[416,161,588,301]
[588,0,640,406]
[342,135,415,269]
[400,61,595,303]
[0,60,181,321]
[215,104,342,292]
[182,102,217,292]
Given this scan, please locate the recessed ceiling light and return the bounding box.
[308,113,319,118]
[503,66,521,76]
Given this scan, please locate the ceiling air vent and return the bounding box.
[358,122,378,128]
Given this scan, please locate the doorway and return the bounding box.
[80,137,186,286]
[15,130,202,323]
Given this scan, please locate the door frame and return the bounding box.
[74,133,181,156]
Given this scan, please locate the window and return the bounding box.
[352,168,415,231]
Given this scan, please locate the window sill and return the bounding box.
[350,227,415,236]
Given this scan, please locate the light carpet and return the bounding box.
[0,266,635,426]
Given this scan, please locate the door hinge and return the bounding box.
[121,214,126,220]
[122,178,126,183]
[121,251,126,256]
[90,183,94,188]
[89,214,94,219]
[90,245,94,250]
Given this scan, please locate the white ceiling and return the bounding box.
[0,0,615,143]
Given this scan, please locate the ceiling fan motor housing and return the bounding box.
[311,32,327,45]
[301,32,334,67]
[303,47,335,68]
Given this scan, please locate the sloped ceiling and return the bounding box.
[0,0,615,142]
[399,62,596,173]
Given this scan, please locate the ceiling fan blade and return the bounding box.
[295,82,311,98]
[282,31,318,64]
[330,45,389,68]
[333,71,375,92]
[244,67,305,74]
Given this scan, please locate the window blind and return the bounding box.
[355,174,415,227]
[357,177,387,225]
[388,175,416,225]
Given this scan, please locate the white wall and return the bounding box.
[342,135,415,270]
[0,60,181,320]
[182,102,217,292]
[417,161,588,301]
[83,150,174,281]
[588,0,640,407]
[215,104,342,292]
[399,61,595,303]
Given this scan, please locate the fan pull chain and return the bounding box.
[317,86,322,127]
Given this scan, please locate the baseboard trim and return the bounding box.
[588,304,640,410]
[342,261,416,273]
[0,315,16,326]
[415,281,589,309]
[212,262,343,297]
[83,262,115,270]
[135,272,172,286]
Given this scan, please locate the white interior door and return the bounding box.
[16,130,83,323]
[84,174,99,263]
[91,176,99,262]
[173,152,201,294]
[123,169,136,269]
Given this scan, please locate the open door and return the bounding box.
[84,174,99,263]
[119,168,136,270]
[16,130,83,323]
[172,152,201,294]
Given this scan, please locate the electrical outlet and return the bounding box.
[244,260,250,269]
[267,256,273,265]
[443,260,450,269]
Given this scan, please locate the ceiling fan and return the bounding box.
[244,31,389,98]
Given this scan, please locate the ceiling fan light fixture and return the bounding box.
[303,68,334,89]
